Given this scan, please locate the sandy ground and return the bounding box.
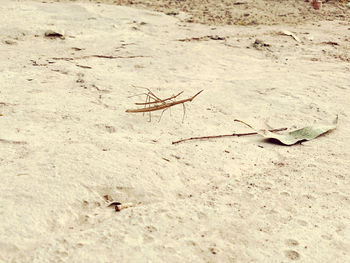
[50,0,350,25]
[1,0,350,262]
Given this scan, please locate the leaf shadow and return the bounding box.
[263,138,305,146]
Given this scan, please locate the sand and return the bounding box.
[1,0,349,262]
[46,0,350,26]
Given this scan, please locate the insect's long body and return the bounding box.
[126,90,203,113]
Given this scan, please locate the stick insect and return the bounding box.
[126,86,203,122]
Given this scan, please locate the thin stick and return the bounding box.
[234,119,254,129]
[52,55,149,61]
[0,138,27,145]
[126,90,203,113]
[171,127,287,144]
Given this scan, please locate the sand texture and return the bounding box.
[52,0,350,26]
[1,0,350,262]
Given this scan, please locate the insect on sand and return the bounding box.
[126,85,203,122]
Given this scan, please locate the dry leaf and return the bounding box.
[258,116,338,145]
[44,30,65,39]
[279,30,301,42]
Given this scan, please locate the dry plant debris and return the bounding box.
[172,127,287,144]
[279,30,301,42]
[172,117,338,145]
[107,201,136,212]
[126,87,203,121]
[0,139,27,145]
[258,116,338,145]
[177,35,227,42]
[51,55,149,61]
[44,30,65,39]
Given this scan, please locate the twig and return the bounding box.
[0,138,27,145]
[126,90,203,113]
[107,202,136,212]
[177,35,226,42]
[171,127,287,144]
[52,55,149,61]
[76,64,92,69]
[234,119,254,129]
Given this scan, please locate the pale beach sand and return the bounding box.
[0,0,349,262]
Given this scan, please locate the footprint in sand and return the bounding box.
[284,250,300,260]
[284,239,300,260]
[285,239,299,247]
